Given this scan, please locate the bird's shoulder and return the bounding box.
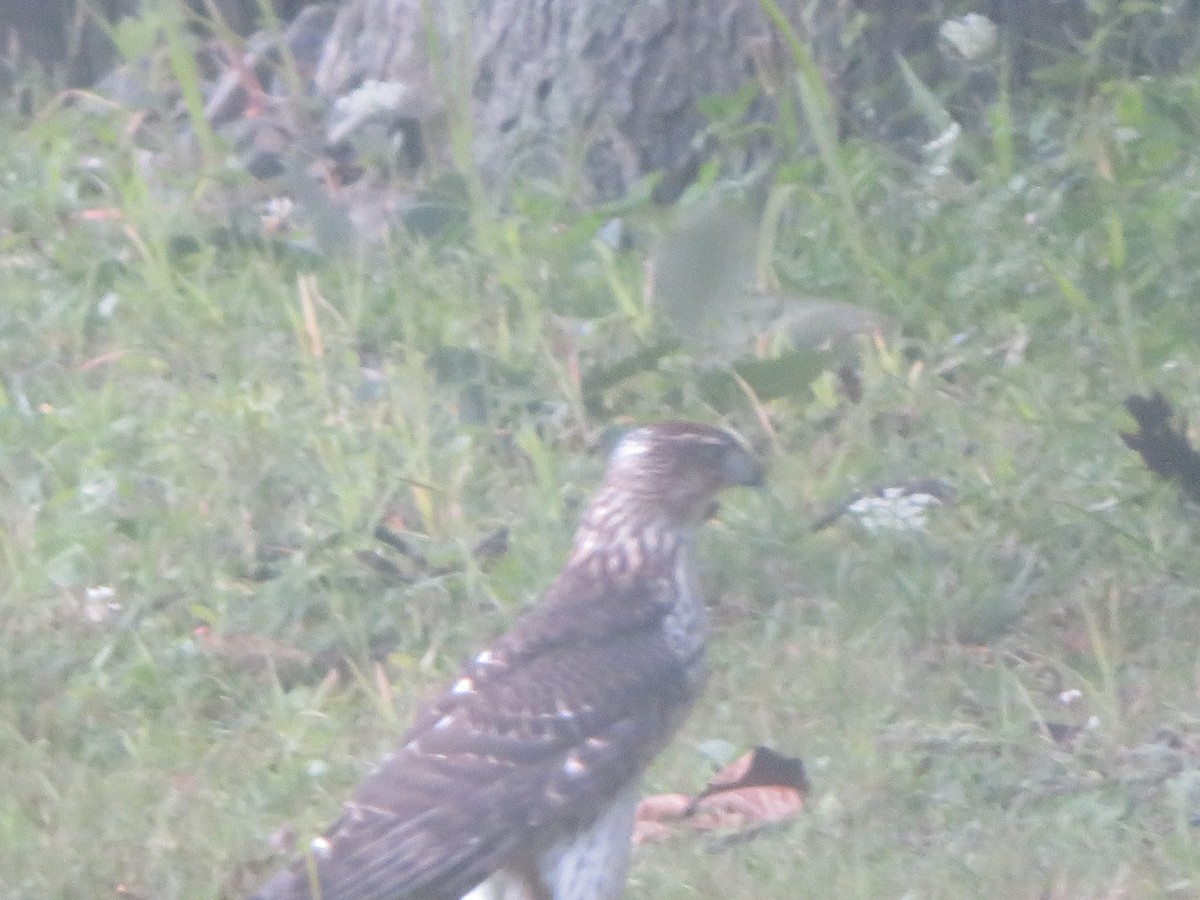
[397,557,691,763]
[484,555,679,665]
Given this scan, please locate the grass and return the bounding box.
[5,4,1200,898]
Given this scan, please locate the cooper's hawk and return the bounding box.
[252,421,762,900]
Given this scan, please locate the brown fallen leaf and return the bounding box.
[633,746,808,844]
[193,625,313,675]
[631,793,691,845]
[685,784,805,836]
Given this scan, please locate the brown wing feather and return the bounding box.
[252,569,693,900]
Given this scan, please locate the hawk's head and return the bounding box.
[593,421,763,529]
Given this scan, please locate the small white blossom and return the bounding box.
[847,489,942,533]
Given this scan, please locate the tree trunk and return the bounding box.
[314,0,801,201]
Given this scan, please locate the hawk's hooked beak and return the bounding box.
[721,445,764,489]
[703,445,764,521]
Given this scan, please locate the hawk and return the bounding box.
[252,421,763,900]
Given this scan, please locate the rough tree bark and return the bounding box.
[313,0,802,201]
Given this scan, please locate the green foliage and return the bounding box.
[4,1,1200,897]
